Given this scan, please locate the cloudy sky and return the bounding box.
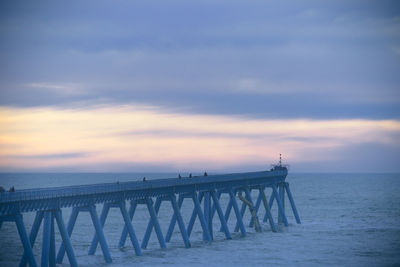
[0,0,399,172]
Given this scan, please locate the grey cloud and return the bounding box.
[0,0,399,119]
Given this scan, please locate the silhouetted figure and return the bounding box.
[0,186,5,192]
[9,186,15,192]
[204,172,208,176]
[143,177,146,182]
[189,173,192,178]
[178,174,182,179]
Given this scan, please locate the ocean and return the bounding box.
[0,173,399,266]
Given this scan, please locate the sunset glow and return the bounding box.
[1,106,399,172]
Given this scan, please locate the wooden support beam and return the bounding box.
[89,203,110,255]
[49,213,56,267]
[210,190,221,227]
[272,184,288,226]
[192,192,211,241]
[211,190,231,239]
[203,192,213,240]
[20,209,78,267]
[238,188,261,232]
[56,207,79,264]
[234,188,252,232]
[278,183,285,224]
[229,189,246,237]
[187,192,203,237]
[20,211,43,267]
[220,195,233,232]
[15,214,38,267]
[249,190,263,227]
[143,198,166,249]
[141,197,163,249]
[284,182,301,224]
[234,201,246,232]
[119,201,142,256]
[41,211,52,267]
[88,205,112,263]
[165,194,184,242]
[169,195,191,248]
[54,210,78,267]
[259,187,277,232]
[118,201,137,248]
[87,201,143,256]
[263,191,275,222]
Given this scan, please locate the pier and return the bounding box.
[0,168,300,266]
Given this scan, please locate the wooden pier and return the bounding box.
[0,168,300,266]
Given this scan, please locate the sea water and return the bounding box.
[0,173,399,266]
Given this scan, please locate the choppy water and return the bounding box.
[0,173,399,266]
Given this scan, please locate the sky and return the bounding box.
[0,0,399,172]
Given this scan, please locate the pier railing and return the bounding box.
[0,169,301,267]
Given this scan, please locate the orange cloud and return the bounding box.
[0,105,399,171]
